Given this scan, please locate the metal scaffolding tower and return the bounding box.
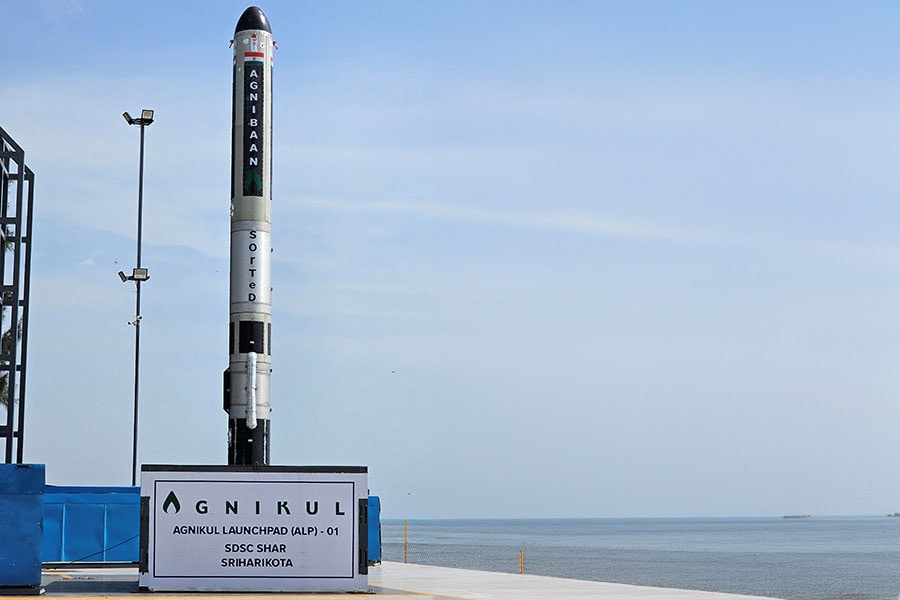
[0,126,34,463]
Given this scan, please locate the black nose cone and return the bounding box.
[235,6,271,34]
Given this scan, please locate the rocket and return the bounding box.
[225,6,274,466]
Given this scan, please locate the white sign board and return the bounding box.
[139,466,368,592]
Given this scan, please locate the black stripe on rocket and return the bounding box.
[243,59,265,196]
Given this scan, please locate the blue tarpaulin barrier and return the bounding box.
[368,495,382,563]
[41,486,139,564]
[0,464,45,589]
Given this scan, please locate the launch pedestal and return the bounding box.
[138,465,368,593]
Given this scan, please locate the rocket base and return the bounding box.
[228,418,269,466]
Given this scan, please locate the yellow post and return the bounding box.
[519,549,524,574]
[403,520,408,564]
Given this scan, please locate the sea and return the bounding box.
[380,517,900,600]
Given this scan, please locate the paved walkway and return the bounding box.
[0,564,782,599]
[371,562,782,600]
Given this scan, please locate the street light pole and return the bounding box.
[122,109,154,487]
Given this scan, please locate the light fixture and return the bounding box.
[132,267,150,282]
[123,109,154,127]
[118,270,128,282]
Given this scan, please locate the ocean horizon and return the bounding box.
[380,516,900,600]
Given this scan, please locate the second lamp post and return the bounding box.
[121,108,154,487]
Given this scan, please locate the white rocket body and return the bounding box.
[226,6,273,466]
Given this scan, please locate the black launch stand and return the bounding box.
[229,418,270,466]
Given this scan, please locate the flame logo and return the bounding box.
[162,491,181,514]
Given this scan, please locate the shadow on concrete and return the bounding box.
[43,579,138,595]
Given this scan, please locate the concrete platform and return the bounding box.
[0,563,782,600]
[372,562,782,600]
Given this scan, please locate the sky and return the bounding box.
[0,0,899,519]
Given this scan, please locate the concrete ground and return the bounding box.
[371,562,782,600]
[0,563,782,600]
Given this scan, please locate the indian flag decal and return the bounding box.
[244,52,265,65]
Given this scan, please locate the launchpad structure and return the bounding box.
[2,6,375,596]
[139,7,371,593]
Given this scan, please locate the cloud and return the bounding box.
[33,0,83,26]
[296,195,721,244]
[289,194,900,270]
